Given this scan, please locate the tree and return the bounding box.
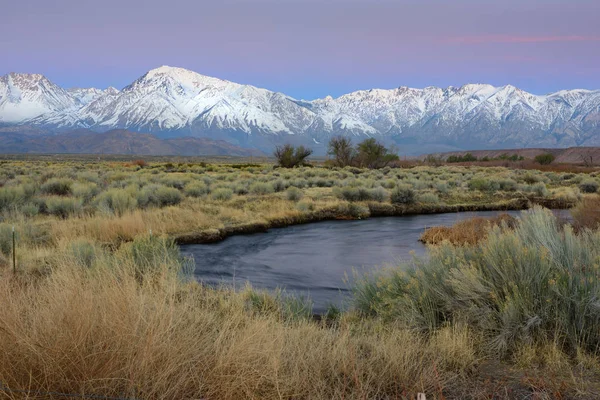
[534,153,555,165]
[355,138,399,169]
[273,144,313,168]
[327,136,356,167]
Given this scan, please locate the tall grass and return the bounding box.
[0,238,474,399]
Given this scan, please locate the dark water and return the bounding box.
[181,209,566,313]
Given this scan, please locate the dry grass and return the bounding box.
[572,195,600,230]
[0,258,475,399]
[419,213,517,246]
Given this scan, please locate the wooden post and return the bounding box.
[12,226,16,274]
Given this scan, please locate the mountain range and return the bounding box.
[1,66,600,155]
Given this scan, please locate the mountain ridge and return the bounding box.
[1,66,600,155]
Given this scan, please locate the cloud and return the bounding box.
[443,35,600,44]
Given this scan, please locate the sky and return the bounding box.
[1,0,599,99]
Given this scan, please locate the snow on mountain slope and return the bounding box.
[0,73,77,123]
[1,66,600,152]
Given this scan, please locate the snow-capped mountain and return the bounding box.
[1,66,600,153]
[0,73,77,124]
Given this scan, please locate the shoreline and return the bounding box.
[174,196,574,245]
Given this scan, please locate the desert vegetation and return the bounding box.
[1,156,600,398]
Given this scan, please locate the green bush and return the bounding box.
[211,188,233,201]
[534,153,555,165]
[579,180,599,194]
[354,208,600,355]
[184,182,210,197]
[286,187,303,202]
[0,186,27,212]
[390,185,415,204]
[138,185,182,208]
[273,179,286,192]
[468,178,492,191]
[96,189,137,216]
[417,192,439,204]
[249,182,275,195]
[72,182,99,203]
[369,187,388,203]
[40,178,72,196]
[46,196,82,218]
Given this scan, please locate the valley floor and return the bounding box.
[1,157,599,398]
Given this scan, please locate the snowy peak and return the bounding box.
[1,67,600,152]
[0,72,76,123]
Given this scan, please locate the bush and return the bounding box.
[355,208,600,355]
[369,187,388,203]
[498,179,518,192]
[531,182,548,197]
[184,182,210,197]
[0,186,27,212]
[286,187,303,202]
[138,185,182,208]
[249,182,275,195]
[274,144,313,168]
[211,188,233,201]
[535,153,555,165]
[417,192,439,204]
[272,179,286,192]
[155,186,183,206]
[40,178,72,196]
[390,185,415,204]
[579,180,599,194]
[46,196,82,218]
[96,189,137,216]
[467,178,491,191]
[72,182,99,203]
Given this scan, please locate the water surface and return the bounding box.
[181,210,563,313]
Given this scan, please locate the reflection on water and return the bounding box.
[181,209,567,313]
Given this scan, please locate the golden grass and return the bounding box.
[0,259,475,399]
[572,195,600,230]
[419,213,517,246]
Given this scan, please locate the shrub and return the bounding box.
[286,187,303,202]
[45,196,82,218]
[184,182,210,197]
[138,185,182,208]
[72,182,99,203]
[155,186,183,206]
[274,144,313,168]
[531,182,548,197]
[40,178,72,196]
[579,180,599,194]
[249,182,275,195]
[272,179,286,192]
[498,179,518,192]
[69,239,97,268]
[468,178,492,191]
[355,208,600,355]
[417,192,439,204]
[96,189,137,216]
[522,173,541,184]
[390,185,415,204]
[535,153,555,165]
[369,187,388,203]
[211,188,233,201]
[0,186,27,212]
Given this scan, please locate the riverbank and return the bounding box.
[174,196,573,244]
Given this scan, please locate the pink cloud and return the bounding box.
[444,35,600,44]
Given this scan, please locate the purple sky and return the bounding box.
[2,0,599,99]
